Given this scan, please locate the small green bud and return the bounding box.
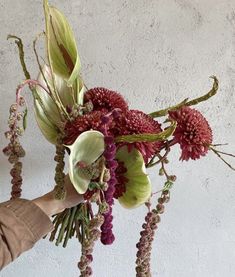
[159,168,164,176]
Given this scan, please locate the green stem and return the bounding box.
[149,76,219,118]
[7,35,30,79]
[185,76,218,106]
[33,34,53,96]
[147,145,170,168]
[49,211,65,242]
[81,205,86,244]
[149,98,188,118]
[55,209,71,246]
[74,204,83,241]
[70,225,76,238]
[115,121,176,143]
[63,206,77,247]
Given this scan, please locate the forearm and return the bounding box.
[0,198,53,270]
[0,176,83,270]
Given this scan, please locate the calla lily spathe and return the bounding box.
[66,130,105,194]
[116,146,152,209]
[34,65,85,144]
[33,1,84,144]
[43,0,81,86]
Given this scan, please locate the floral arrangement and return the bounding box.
[3,1,234,276]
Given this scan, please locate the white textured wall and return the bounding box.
[1,1,235,276]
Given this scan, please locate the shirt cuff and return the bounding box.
[0,198,54,242]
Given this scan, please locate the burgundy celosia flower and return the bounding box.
[64,111,105,145]
[169,106,213,161]
[114,110,162,163]
[84,87,128,112]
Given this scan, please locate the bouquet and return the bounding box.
[3,1,234,276]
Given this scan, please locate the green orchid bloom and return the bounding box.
[43,0,81,86]
[34,65,85,144]
[116,146,152,209]
[66,130,105,194]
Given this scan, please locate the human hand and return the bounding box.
[33,174,83,217]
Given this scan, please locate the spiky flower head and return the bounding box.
[169,106,213,161]
[114,110,162,162]
[64,111,104,145]
[84,87,129,112]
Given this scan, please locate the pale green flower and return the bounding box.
[116,146,152,209]
[43,0,81,86]
[66,130,105,194]
[34,65,85,144]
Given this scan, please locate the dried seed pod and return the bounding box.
[156,204,165,214]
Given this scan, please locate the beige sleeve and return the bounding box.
[0,198,53,270]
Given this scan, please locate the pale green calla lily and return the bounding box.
[67,130,105,194]
[116,146,152,209]
[34,99,59,144]
[43,0,81,86]
[34,1,84,144]
[34,65,84,144]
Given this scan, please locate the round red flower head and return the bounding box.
[114,110,162,163]
[64,111,104,145]
[84,87,129,112]
[169,106,213,161]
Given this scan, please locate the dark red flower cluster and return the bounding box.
[84,87,129,112]
[169,106,213,161]
[64,88,162,163]
[64,111,104,145]
[113,110,162,163]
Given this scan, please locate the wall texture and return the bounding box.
[0,0,235,276]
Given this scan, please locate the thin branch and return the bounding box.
[147,144,170,168]
[210,147,235,171]
[33,33,53,97]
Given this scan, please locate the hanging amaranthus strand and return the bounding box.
[135,190,170,277]
[53,135,66,200]
[3,79,53,199]
[3,88,26,199]
[78,214,104,277]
